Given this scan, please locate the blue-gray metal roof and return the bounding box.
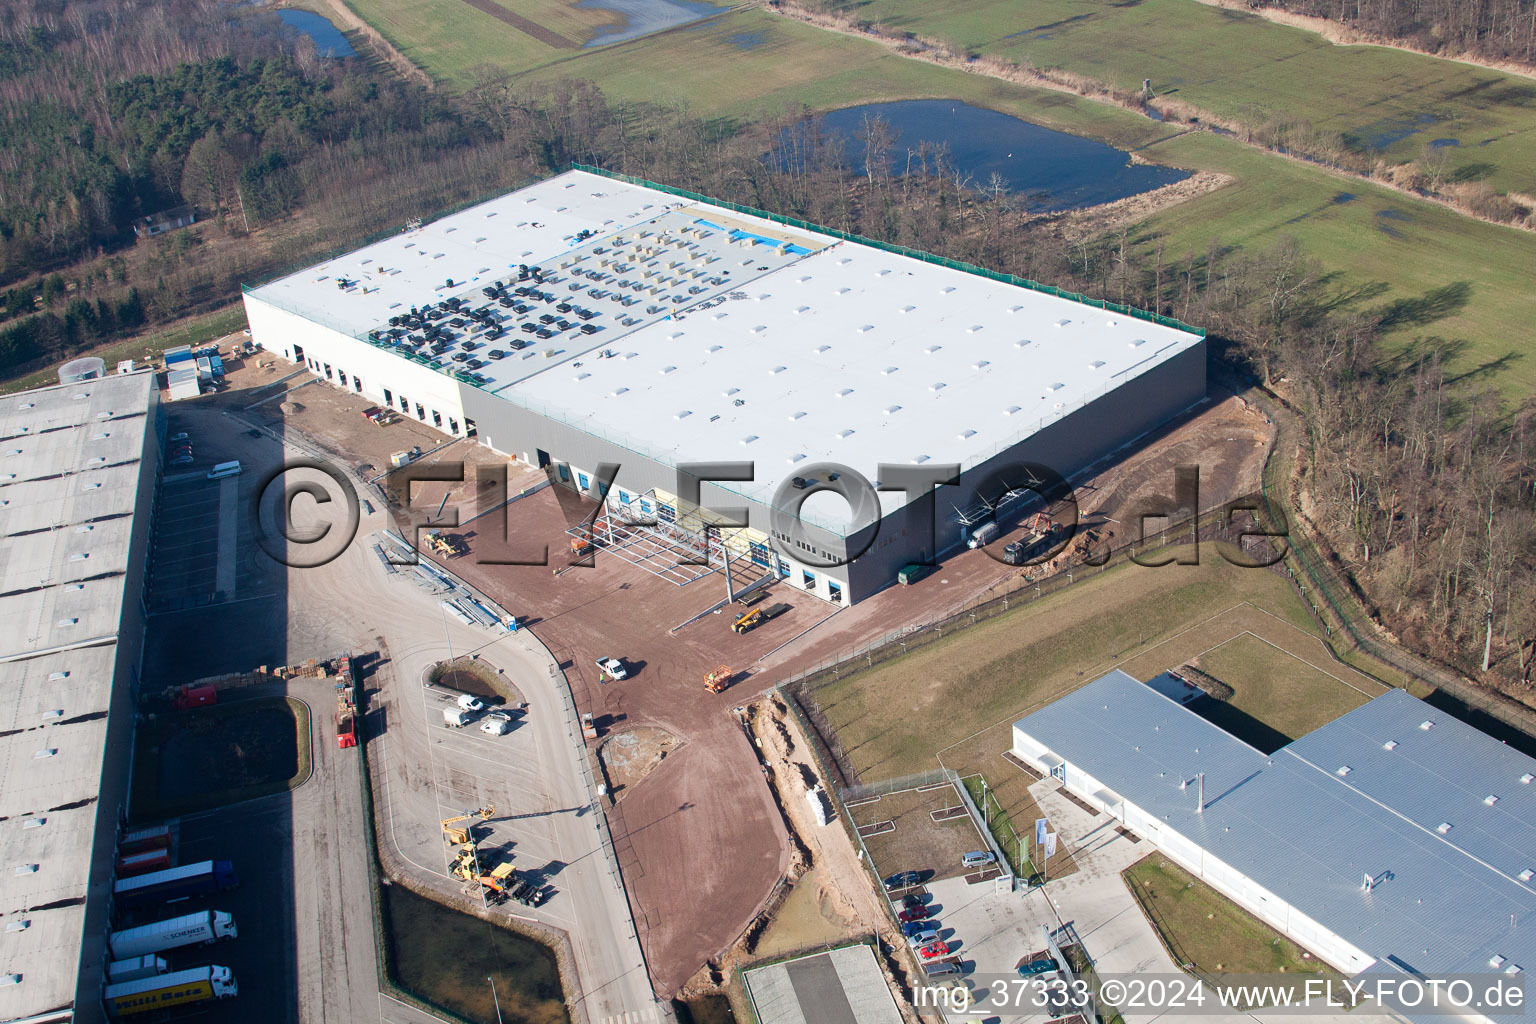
[1015,673,1533,1002]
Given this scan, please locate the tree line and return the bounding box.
[1256,0,1536,64]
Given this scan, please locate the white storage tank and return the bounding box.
[58,356,106,383]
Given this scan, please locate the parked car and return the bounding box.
[897,906,931,924]
[169,454,194,466]
[456,694,485,713]
[595,657,627,680]
[906,929,940,948]
[918,941,951,960]
[168,432,190,443]
[883,871,921,892]
[900,920,933,938]
[481,713,513,736]
[902,893,926,909]
[1017,958,1060,977]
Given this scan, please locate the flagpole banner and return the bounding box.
[1044,832,1058,858]
[1035,818,1049,846]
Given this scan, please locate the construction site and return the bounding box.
[79,286,1280,1024]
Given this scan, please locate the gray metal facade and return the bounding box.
[457,339,1206,603]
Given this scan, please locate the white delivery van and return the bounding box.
[207,461,242,480]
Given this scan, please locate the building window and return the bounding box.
[383,388,394,405]
[323,363,333,380]
[557,465,570,483]
[449,418,459,434]
[777,560,791,579]
[431,410,442,428]
[828,580,843,603]
[578,472,590,491]
[802,570,815,589]
[415,403,425,420]
[399,394,409,413]
[353,376,362,392]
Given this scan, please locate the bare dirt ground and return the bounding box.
[761,392,1274,680]
[599,726,681,800]
[439,491,809,997]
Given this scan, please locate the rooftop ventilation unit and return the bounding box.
[788,411,806,421]
[835,429,854,439]
[912,454,930,464]
[1420,720,1435,730]
[740,435,757,445]
[1436,822,1453,834]
[1004,405,1021,416]
[882,366,898,376]
[1485,794,1500,805]
[1522,773,1535,784]
[1383,740,1398,750]
[791,477,809,489]
[835,388,853,398]
[884,405,902,415]
[930,382,946,392]
[924,345,941,355]
[769,366,787,375]
[675,410,692,420]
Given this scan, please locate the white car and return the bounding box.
[595,657,627,680]
[480,713,512,736]
[456,693,485,713]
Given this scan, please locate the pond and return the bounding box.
[382,882,570,1024]
[578,0,730,48]
[814,99,1189,213]
[278,9,357,57]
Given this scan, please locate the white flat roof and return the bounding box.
[248,169,1203,522]
[0,371,154,1021]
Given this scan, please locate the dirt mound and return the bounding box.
[598,727,680,799]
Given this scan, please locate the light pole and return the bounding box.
[440,601,456,664]
[487,977,504,1024]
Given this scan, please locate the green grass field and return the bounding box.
[856,0,1536,198]
[1124,855,1338,994]
[329,4,1536,394]
[811,547,1333,781]
[1189,632,1371,750]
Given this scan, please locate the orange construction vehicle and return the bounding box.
[704,665,732,694]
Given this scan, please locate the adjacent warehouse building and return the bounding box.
[0,371,160,1024]
[1013,672,1533,1010]
[243,167,1206,604]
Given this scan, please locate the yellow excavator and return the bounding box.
[425,530,467,558]
[441,806,495,845]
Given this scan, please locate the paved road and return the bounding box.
[165,405,662,1024]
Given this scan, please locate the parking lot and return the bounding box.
[406,680,579,905]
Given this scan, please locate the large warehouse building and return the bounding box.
[0,371,160,1024]
[1013,671,1533,1018]
[243,167,1205,604]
